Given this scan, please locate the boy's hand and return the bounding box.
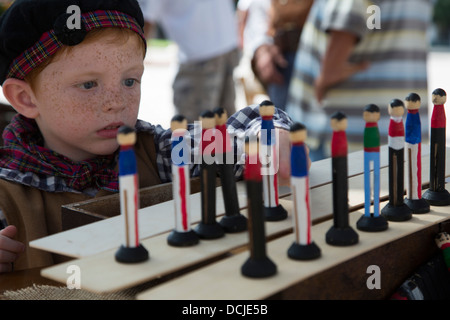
[0,225,25,273]
[253,44,288,86]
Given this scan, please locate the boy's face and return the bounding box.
[31,31,144,161]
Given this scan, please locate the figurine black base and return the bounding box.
[219,214,248,233]
[115,244,149,263]
[381,203,413,221]
[241,257,277,278]
[356,214,388,232]
[264,204,288,221]
[287,241,321,260]
[325,226,359,246]
[422,189,450,206]
[404,198,430,214]
[194,222,225,239]
[167,230,199,247]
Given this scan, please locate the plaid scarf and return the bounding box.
[0,114,118,192]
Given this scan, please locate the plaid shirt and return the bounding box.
[0,105,292,229]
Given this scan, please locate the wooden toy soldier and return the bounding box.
[259,100,287,221]
[326,112,359,246]
[167,115,199,247]
[214,107,247,233]
[287,122,321,259]
[194,110,225,239]
[356,104,388,232]
[435,232,450,273]
[115,126,149,263]
[381,99,412,221]
[423,88,450,206]
[404,93,430,213]
[241,136,277,278]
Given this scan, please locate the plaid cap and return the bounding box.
[0,0,146,85]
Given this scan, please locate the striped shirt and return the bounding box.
[286,0,430,148]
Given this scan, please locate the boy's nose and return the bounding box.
[102,87,126,113]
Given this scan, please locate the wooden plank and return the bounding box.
[30,146,395,258]
[137,203,450,300]
[39,150,445,294]
[31,182,249,258]
[268,221,450,300]
[60,177,209,230]
[40,199,295,293]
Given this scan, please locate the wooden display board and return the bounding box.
[37,148,446,298]
[29,142,448,300]
[30,147,393,258]
[31,182,249,258]
[137,204,450,300]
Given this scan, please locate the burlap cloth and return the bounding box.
[1,282,154,300]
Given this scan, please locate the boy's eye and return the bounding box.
[123,79,137,87]
[78,81,98,90]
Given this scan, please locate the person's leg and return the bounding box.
[173,52,234,122]
[218,48,240,117]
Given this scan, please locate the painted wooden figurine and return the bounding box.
[115,126,149,263]
[381,99,412,221]
[325,112,359,246]
[356,104,388,232]
[287,122,321,259]
[423,88,450,205]
[194,110,225,239]
[214,107,248,232]
[167,115,199,247]
[404,93,430,213]
[259,100,287,221]
[241,136,277,278]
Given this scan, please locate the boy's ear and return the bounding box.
[1,78,39,119]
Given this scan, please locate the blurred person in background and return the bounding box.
[285,0,431,161]
[238,0,313,110]
[138,0,240,122]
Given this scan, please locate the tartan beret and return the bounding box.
[0,0,146,85]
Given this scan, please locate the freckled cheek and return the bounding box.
[56,99,100,131]
[122,90,141,114]
[63,93,100,114]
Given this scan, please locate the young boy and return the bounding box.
[0,0,293,273]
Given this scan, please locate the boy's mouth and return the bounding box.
[97,122,124,139]
[104,124,121,130]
